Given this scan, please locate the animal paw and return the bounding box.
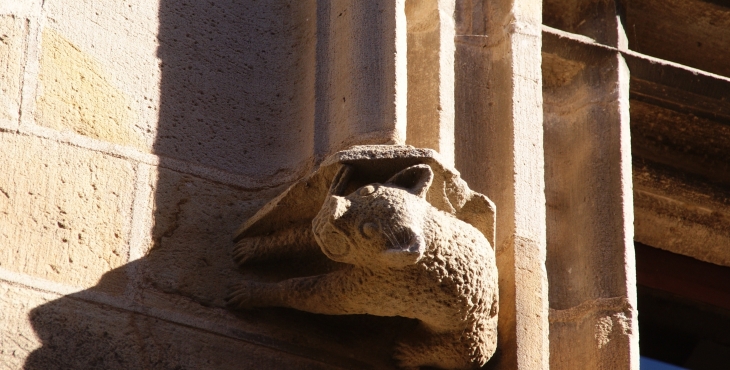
[226,280,269,309]
[231,239,258,266]
[393,342,421,369]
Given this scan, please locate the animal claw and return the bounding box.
[232,248,253,265]
[232,238,259,266]
[226,282,256,309]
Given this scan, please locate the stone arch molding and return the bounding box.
[227,145,498,369]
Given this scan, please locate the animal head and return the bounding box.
[312,164,434,268]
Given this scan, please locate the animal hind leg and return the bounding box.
[394,325,483,370]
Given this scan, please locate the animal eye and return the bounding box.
[360,222,379,239]
[358,185,376,196]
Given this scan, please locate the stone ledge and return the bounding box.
[0,279,347,370]
[0,268,375,370]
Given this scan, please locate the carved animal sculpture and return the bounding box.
[228,164,498,369]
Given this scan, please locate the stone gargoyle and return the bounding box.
[227,145,498,370]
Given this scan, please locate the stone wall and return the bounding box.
[0,1,355,368]
[0,0,470,368]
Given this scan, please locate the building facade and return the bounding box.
[1,0,729,369]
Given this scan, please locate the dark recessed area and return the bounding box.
[637,243,730,369]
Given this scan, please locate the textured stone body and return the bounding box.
[229,146,498,369]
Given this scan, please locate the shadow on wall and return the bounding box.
[24,1,409,369]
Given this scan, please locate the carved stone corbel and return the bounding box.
[227,145,498,370]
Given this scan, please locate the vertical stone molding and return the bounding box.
[542,26,639,370]
[314,0,408,158]
[455,0,549,369]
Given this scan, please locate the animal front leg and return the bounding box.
[227,280,282,309]
[228,269,367,315]
[232,225,318,266]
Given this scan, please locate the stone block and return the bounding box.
[35,28,145,148]
[37,0,164,149]
[0,281,341,370]
[0,15,28,129]
[0,132,135,288]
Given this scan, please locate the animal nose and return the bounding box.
[406,232,424,253]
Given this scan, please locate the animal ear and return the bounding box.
[328,164,354,196]
[385,164,433,198]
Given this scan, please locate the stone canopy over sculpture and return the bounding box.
[227,145,498,369]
